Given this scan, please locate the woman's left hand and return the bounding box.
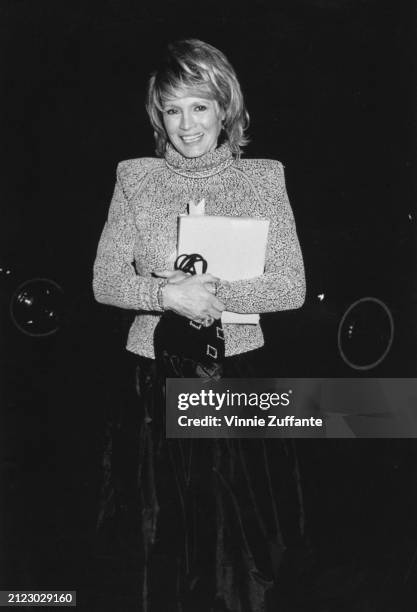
[155,269,219,296]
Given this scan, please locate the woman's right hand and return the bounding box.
[162,274,225,321]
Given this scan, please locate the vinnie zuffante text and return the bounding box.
[176,390,323,429]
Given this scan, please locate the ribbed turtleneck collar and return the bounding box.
[164,142,234,179]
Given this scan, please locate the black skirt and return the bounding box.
[97,350,301,612]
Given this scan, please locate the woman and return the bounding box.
[93,39,305,611]
[93,39,305,370]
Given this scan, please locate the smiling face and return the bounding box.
[161,90,224,158]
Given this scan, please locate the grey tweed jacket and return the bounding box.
[93,143,305,358]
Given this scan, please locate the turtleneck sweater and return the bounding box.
[93,143,305,358]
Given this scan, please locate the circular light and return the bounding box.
[337,297,394,370]
[10,278,64,337]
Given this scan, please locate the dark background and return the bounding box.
[1,0,417,610]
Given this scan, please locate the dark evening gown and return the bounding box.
[96,350,302,612]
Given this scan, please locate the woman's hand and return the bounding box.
[161,274,225,321]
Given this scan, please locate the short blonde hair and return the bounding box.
[146,39,250,157]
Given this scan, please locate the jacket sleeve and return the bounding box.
[216,162,306,313]
[92,163,164,312]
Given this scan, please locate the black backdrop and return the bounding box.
[1,1,417,609]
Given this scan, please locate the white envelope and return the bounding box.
[177,215,270,324]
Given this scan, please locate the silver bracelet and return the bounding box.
[157,279,169,311]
